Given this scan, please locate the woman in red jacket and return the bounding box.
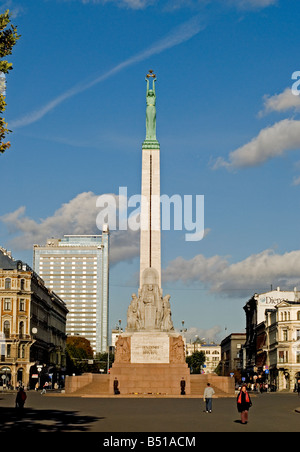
[237,384,252,424]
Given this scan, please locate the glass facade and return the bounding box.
[33,230,109,354]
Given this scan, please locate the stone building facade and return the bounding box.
[265,301,300,391]
[220,333,246,377]
[0,248,68,389]
[186,342,221,374]
[242,288,300,391]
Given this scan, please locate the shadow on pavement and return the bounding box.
[0,407,104,432]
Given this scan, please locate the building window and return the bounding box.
[298,311,300,321]
[4,298,11,311]
[297,330,300,341]
[19,299,25,311]
[0,338,4,360]
[6,344,11,358]
[283,330,288,342]
[4,278,11,290]
[20,279,25,290]
[3,321,10,338]
[279,350,288,363]
[19,321,24,338]
[18,344,25,359]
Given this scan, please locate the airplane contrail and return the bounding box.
[9,16,204,129]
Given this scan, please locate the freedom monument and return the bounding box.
[64,72,234,397]
[109,71,190,395]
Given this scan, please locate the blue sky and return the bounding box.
[1,0,300,343]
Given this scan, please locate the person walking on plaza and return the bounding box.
[296,379,300,397]
[41,381,48,395]
[15,387,27,411]
[203,383,215,413]
[237,384,252,424]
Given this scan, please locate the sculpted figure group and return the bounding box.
[127,268,174,332]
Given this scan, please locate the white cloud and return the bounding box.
[9,16,204,129]
[70,0,156,8]
[0,0,24,17]
[184,326,223,344]
[0,192,139,265]
[98,0,277,9]
[213,119,300,169]
[111,0,156,8]
[169,0,278,10]
[259,87,300,116]
[163,249,300,297]
[227,0,277,8]
[292,176,300,186]
[64,0,277,8]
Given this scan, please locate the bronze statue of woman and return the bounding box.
[145,71,157,141]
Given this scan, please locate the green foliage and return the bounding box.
[186,351,206,374]
[66,335,94,358]
[214,362,222,376]
[94,352,115,373]
[0,9,20,154]
[65,336,94,375]
[65,336,115,375]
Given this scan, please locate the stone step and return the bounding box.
[72,375,110,395]
[190,375,233,397]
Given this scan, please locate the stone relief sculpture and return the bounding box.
[170,336,186,364]
[127,294,139,330]
[115,336,131,363]
[126,267,174,332]
[162,294,173,331]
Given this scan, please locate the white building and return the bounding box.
[254,287,299,324]
[33,227,109,354]
[265,300,300,391]
[186,342,221,374]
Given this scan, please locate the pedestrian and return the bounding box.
[15,387,27,410]
[113,378,120,395]
[237,384,252,424]
[180,378,186,395]
[41,381,48,395]
[297,380,300,397]
[203,383,215,413]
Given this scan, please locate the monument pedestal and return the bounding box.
[110,332,190,395]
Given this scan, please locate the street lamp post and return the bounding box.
[180,320,187,335]
[180,320,187,355]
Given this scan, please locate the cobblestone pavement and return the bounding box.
[1,391,300,433]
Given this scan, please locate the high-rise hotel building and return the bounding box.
[33,226,109,354]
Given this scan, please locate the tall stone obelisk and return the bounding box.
[110,71,190,396]
[126,70,172,333]
[139,70,161,289]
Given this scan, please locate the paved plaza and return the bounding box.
[0,391,300,433]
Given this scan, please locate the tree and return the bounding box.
[186,351,206,374]
[0,10,20,154]
[94,352,115,374]
[65,336,94,375]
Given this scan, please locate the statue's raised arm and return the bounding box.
[145,70,157,141]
